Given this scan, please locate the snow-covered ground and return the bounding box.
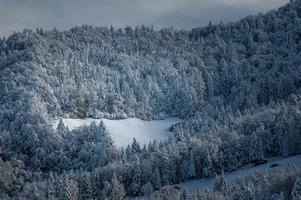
[53,117,182,147]
[128,155,301,200]
[165,154,301,193]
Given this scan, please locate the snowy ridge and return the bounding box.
[53,117,182,147]
[166,155,301,193]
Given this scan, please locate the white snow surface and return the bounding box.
[53,117,182,148]
[165,154,301,193]
[129,155,301,200]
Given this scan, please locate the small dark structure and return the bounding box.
[270,163,278,168]
[0,152,9,162]
[251,159,268,166]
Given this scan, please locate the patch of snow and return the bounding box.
[165,154,301,193]
[52,117,182,148]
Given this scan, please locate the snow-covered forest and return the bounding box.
[0,0,301,199]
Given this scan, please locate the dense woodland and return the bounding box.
[1,0,301,199]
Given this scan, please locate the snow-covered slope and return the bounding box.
[129,155,301,199]
[165,155,301,193]
[53,118,182,147]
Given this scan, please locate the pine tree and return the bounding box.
[291,177,301,200]
[188,150,196,178]
[213,172,229,195]
[109,173,125,200]
[196,188,210,200]
[152,168,161,190]
[271,192,285,200]
[57,118,67,135]
[276,112,290,157]
[240,182,255,200]
[59,174,72,200]
[79,174,92,200]
[32,182,43,200]
[121,147,127,163]
[46,174,56,199]
[223,145,239,172]
[100,181,111,199]
[202,150,214,177]
[126,145,132,160]
[160,151,170,185]
[249,132,264,162]
[141,182,153,197]
[129,155,142,195]
[131,138,141,154]
[281,130,290,157]
[180,188,190,200]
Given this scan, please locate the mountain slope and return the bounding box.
[0,0,301,199]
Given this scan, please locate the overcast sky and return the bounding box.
[0,0,288,37]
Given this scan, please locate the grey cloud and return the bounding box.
[0,0,289,37]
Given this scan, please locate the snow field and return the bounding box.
[53,117,182,147]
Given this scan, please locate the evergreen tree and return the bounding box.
[57,118,67,135]
[160,151,170,185]
[240,182,255,200]
[59,174,72,200]
[100,181,111,200]
[141,182,153,197]
[126,145,132,160]
[109,173,126,200]
[131,138,141,154]
[249,132,264,161]
[129,155,142,195]
[121,147,128,163]
[291,177,301,200]
[213,172,229,195]
[202,150,214,177]
[188,150,196,178]
[152,168,161,190]
[46,174,56,199]
[79,174,92,200]
[271,192,285,200]
[181,188,190,200]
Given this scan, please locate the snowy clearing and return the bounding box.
[165,154,301,193]
[53,117,182,147]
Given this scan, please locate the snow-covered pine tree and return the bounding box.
[188,150,196,178]
[79,173,92,200]
[291,177,301,200]
[213,172,229,195]
[248,132,265,162]
[129,154,142,195]
[160,151,171,185]
[58,174,74,200]
[131,138,141,154]
[202,149,214,177]
[271,192,285,200]
[109,173,125,200]
[152,168,161,190]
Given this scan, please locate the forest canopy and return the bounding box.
[0,0,301,199]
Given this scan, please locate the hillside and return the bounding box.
[0,0,301,199]
[131,155,301,199]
